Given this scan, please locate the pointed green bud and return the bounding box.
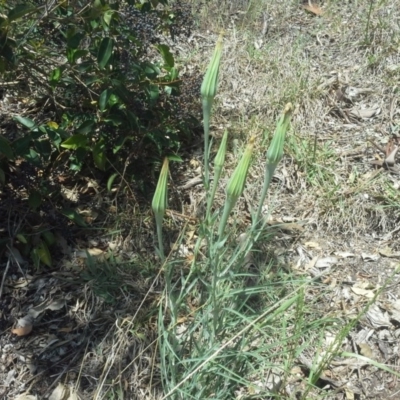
[201,32,224,101]
[226,136,255,202]
[201,32,224,187]
[152,158,169,222]
[218,136,255,238]
[152,158,169,260]
[266,103,293,165]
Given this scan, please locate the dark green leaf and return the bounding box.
[107,173,118,192]
[148,84,159,102]
[168,155,183,162]
[84,75,101,85]
[97,37,114,69]
[61,208,87,227]
[61,134,88,150]
[25,149,41,167]
[8,4,36,22]
[13,135,31,156]
[113,135,132,154]
[49,67,62,87]
[66,48,75,64]
[144,63,159,79]
[99,89,112,112]
[46,129,62,149]
[104,114,124,126]
[0,43,15,65]
[125,110,138,129]
[155,44,174,68]
[140,2,151,12]
[73,49,88,64]
[0,136,14,159]
[76,120,95,135]
[69,147,87,171]
[14,115,35,129]
[0,168,5,185]
[92,140,106,171]
[67,31,85,49]
[34,139,52,161]
[31,248,40,269]
[36,240,52,267]
[28,190,42,210]
[0,58,5,73]
[16,234,28,244]
[42,231,56,246]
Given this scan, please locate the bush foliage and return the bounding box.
[0,0,198,265]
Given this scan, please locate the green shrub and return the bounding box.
[0,0,199,266]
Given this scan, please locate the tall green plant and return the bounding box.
[155,33,295,399]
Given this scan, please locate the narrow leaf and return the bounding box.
[36,240,52,267]
[42,231,56,246]
[61,208,87,227]
[14,115,35,129]
[97,37,114,69]
[8,4,36,21]
[92,140,106,170]
[99,89,111,112]
[76,120,95,135]
[61,134,88,150]
[16,234,27,244]
[107,173,118,192]
[155,44,174,68]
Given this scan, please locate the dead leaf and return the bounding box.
[302,3,323,16]
[49,383,67,400]
[350,106,381,119]
[305,256,318,270]
[335,251,355,258]
[351,286,374,298]
[75,248,105,258]
[315,257,338,268]
[346,86,374,99]
[379,246,400,258]
[361,253,380,261]
[15,394,38,400]
[47,299,66,311]
[304,241,322,249]
[358,343,374,358]
[12,315,34,336]
[366,305,391,328]
[58,324,74,333]
[345,388,355,400]
[60,185,79,202]
[67,390,79,400]
[76,207,99,222]
[382,299,400,323]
